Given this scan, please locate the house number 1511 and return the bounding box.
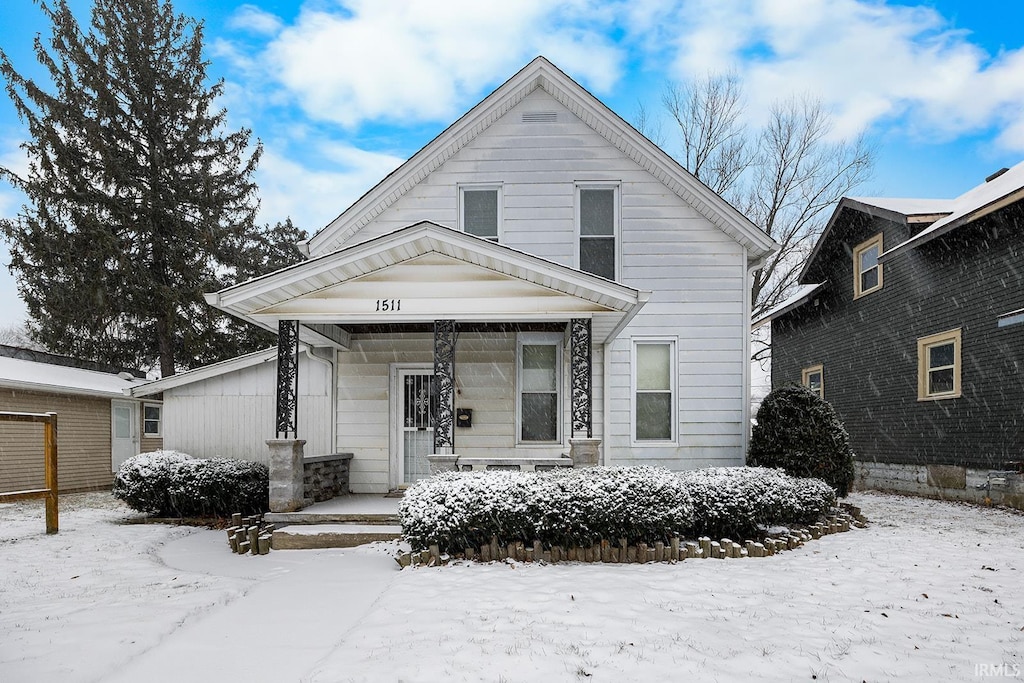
[375,299,401,312]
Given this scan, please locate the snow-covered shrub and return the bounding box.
[113,451,268,517]
[399,467,694,553]
[749,385,856,496]
[680,467,836,538]
[112,450,194,516]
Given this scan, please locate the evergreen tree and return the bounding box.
[0,0,296,376]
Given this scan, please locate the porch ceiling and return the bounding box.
[207,222,649,343]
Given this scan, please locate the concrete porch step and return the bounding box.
[264,511,399,525]
[271,523,403,550]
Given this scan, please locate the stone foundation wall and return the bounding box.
[854,461,1024,510]
[303,453,353,503]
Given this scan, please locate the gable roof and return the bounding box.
[303,56,776,265]
[207,221,650,343]
[131,346,280,397]
[751,283,826,329]
[0,355,148,399]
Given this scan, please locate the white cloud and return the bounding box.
[257,0,625,128]
[664,0,1024,150]
[227,4,284,36]
[254,145,405,233]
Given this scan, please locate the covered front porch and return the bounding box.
[205,222,649,511]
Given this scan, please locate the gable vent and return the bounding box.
[521,111,558,123]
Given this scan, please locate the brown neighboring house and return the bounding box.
[0,346,161,493]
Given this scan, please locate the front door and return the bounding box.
[111,400,138,472]
[398,369,435,484]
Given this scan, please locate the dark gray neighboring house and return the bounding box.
[757,162,1024,508]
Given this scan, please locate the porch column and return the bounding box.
[269,319,304,512]
[433,319,456,454]
[275,319,300,438]
[570,318,593,438]
[570,318,600,467]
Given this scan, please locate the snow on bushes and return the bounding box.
[113,451,269,517]
[399,465,835,553]
[749,385,856,496]
[680,467,836,538]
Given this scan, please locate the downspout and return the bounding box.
[301,345,337,454]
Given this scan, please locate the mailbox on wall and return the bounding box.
[456,408,472,428]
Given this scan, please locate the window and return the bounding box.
[853,234,883,298]
[918,329,961,400]
[633,340,676,442]
[460,185,501,241]
[577,185,618,280]
[143,403,162,437]
[802,365,824,399]
[517,333,562,443]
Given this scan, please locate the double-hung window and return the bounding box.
[802,365,824,399]
[460,185,501,242]
[577,185,618,280]
[633,339,676,442]
[517,333,562,443]
[853,234,883,298]
[143,403,162,437]
[918,329,961,400]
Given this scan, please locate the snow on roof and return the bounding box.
[752,283,826,329]
[0,355,149,398]
[880,160,1024,258]
[845,196,955,216]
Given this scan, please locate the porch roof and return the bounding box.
[207,222,650,343]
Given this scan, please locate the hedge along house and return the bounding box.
[140,57,777,511]
[0,345,160,493]
[760,161,1024,508]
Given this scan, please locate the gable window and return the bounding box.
[633,339,676,442]
[918,329,961,400]
[802,364,824,399]
[460,185,501,242]
[853,234,883,298]
[143,403,162,437]
[577,185,618,280]
[517,333,562,443]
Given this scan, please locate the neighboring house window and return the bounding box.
[853,234,883,298]
[802,364,824,399]
[917,329,962,400]
[143,403,162,437]
[577,185,618,280]
[460,185,501,242]
[633,339,676,442]
[517,333,562,443]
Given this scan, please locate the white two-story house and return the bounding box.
[133,57,776,499]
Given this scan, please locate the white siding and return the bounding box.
[161,352,333,463]
[340,89,748,470]
[339,330,604,493]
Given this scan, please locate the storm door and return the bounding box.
[399,369,435,484]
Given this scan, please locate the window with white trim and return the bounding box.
[577,185,618,280]
[802,364,824,399]
[853,234,883,298]
[918,329,961,400]
[143,403,162,437]
[517,333,562,443]
[633,339,675,442]
[460,185,501,242]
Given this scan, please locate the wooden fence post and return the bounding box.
[44,413,58,534]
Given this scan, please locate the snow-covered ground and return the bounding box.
[1,492,1022,682]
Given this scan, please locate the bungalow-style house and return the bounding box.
[0,345,160,493]
[761,162,1024,506]
[132,57,777,508]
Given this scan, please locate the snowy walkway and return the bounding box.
[1,492,1022,682]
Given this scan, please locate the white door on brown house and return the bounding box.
[111,400,139,472]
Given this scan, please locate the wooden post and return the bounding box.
[44,413,58,534]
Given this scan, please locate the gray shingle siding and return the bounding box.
[771,203,1023,469]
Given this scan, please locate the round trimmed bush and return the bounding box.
[748,385,856,496]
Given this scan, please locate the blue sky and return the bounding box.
[2,0,1024,327]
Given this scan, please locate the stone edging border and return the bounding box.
[397,503,867,568]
